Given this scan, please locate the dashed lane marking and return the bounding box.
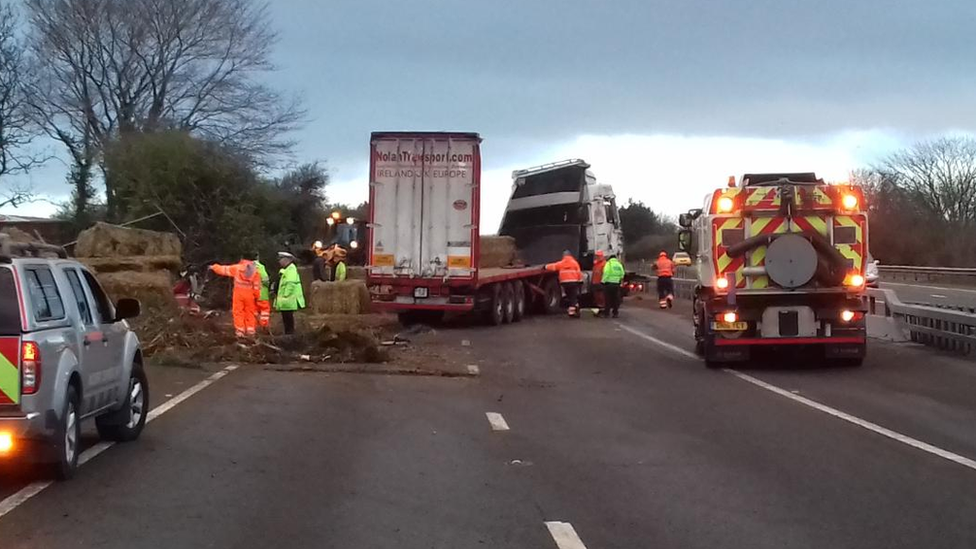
[618,322,976,473]
[467,364,480,375]
[485,412,510,431]
[545,521,588,549]
[0,364,239,520]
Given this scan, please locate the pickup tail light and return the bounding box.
[21,341,40,395]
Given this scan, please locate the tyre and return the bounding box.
[501,282,515,324]
[96,363,149,443]
[512,282,526,322]
[541,278,562,315]
[486,284,505,325]
[51,385,81,480]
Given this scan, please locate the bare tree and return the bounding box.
[24,0,304,219]
[877,137,976,226]
[0,1,44,207]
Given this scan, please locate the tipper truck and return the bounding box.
[366,131,623,325]
[678,173,869,367]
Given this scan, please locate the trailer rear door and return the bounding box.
[369,132,481,280]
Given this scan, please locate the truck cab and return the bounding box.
[498,159,624,269]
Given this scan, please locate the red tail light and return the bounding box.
[21,341,40,395]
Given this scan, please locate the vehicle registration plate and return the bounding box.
[413,287,429,299]
[714,321,748,331]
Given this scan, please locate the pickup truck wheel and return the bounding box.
[512,282,526,322]
[51,386,81,480]
[541,278,562,315]
[486,284,505,326]
[96,363,149,443]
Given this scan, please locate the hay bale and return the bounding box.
[95,270,178,314]
[309,280,370,315]
[75,222,181,258]
[479,235,517,268]
[80,255,182,275]
[0,227,42,243]
[346,265,367,280]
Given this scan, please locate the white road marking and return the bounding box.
[618,323,698,360]
[146,364,238,422]
[930,294,947,299]
[545,521,588,549]
[727,370,976,472]
[619,322,976,473]
[466,364,480,375]
[882,281,976,295]
[485,412,510,431]
[0,364,239,520]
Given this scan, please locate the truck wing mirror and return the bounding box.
[678,230,692,252]
[678,209,702,228]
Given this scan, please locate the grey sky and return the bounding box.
[265,0,976,203]
[6,0,976,217]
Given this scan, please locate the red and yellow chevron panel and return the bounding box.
[712,217,745,288]
[744,187,780,210]
[834,214,867,273]
[0,337,20,405]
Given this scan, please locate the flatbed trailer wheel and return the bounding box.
[501,282,515,324]
[485,284,505,326]
[512,282,526,322]
[541,277,562,315]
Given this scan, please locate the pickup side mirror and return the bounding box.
[115,298,141,321]
[678,230,692,252]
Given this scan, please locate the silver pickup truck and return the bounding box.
[0,237,148,479]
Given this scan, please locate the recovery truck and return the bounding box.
[366,131,624,325]
[677,173,869,367]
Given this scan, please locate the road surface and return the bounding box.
[1,301,975,548]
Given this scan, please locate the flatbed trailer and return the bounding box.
[367,132,565,325]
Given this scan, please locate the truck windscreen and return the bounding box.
[0,267,21,335]
[512,166,586,198]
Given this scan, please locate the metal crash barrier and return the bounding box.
[866,288,976,357]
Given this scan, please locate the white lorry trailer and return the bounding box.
[366,131,624,325]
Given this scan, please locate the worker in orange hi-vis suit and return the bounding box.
[210,253,262,338]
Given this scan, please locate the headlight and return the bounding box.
[349,240,359,249]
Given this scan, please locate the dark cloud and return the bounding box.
[9,0,973,210]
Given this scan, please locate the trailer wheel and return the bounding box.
[501,282,515,324]
[541,278,562,315]
[486,284,505,326]
[512,282,526,322]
